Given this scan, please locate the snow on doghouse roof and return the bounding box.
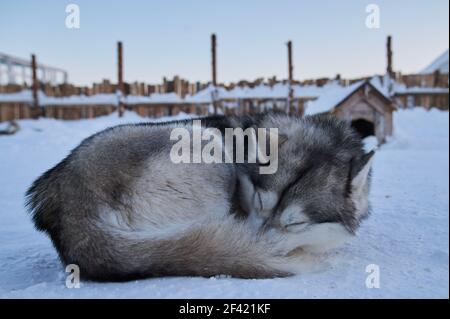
[304,81,364,115]
[420,49,449,74]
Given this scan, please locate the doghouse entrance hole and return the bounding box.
[351,119,375,139]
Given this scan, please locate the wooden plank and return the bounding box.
[118,41,124,117]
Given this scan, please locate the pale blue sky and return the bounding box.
[0,0,448,85]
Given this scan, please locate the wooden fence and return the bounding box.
[1,97,307,122]
[44,104,116,120]
[0,102,117,122]
[397,72,448,89]
[0,102,36,122]
[394,92,449,110]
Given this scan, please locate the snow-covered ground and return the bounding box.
[0,108,448,298]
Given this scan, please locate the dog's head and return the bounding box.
[255,113,375,237]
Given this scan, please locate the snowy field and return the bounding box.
[0,109,448,298]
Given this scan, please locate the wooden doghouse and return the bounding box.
[331,81,395,144]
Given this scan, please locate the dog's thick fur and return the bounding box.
[26,113,373,281]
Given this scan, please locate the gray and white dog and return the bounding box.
[26,112,374,281]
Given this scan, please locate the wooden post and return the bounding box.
[286,41,299,115]
[386,35,394,95]
[31,54,39,118]
[117,41,124,117]
[211,33,218,114]
[433,69,441,87]
[287,41,293,85]
[386,35,393,78]
[211,34,217,86]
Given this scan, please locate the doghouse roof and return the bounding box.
[305,79,395,115]
[333,80,395,112]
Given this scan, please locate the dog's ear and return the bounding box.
[351,150,375,191]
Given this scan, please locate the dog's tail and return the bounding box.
[26,157,70,244]
[82,214,309,281]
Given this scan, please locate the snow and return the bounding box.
[185,85,227,103]
[304,81,364,115]
[0,90,34,103]
[186,83,328,102]
[394,85,449,95]
[0,91,185,106]
[0,108,448,298]
[42,93,119,106]
[369,75,392,97]
[0,83,341,106]
[125,92,184,105]
[0,90,118,106]
[420,49,449,74]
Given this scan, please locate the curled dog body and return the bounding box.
[26,113,373,281]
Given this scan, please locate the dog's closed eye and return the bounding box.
[285,221,309,232]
